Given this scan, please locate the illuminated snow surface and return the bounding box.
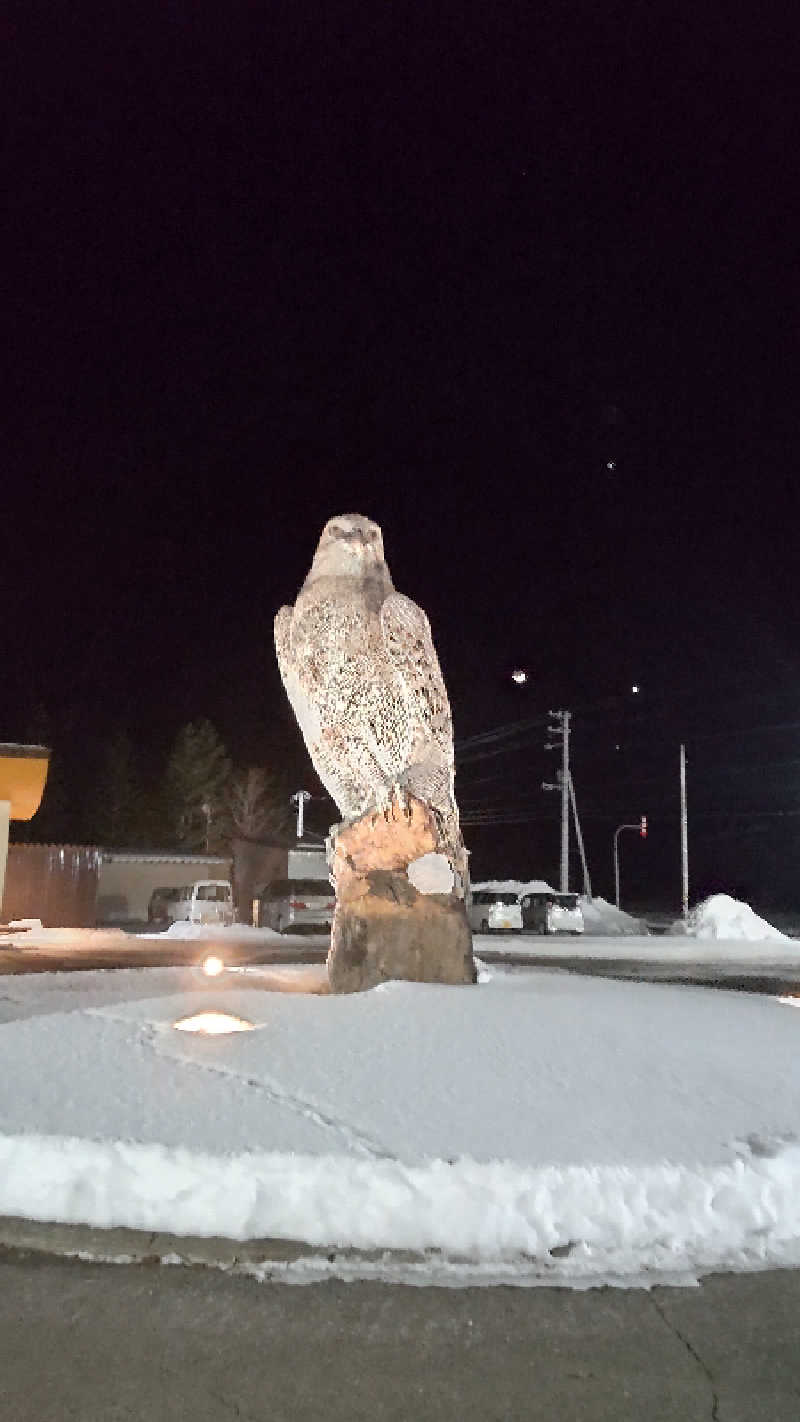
[0,959,799,1288]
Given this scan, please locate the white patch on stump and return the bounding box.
[407,853,454,896]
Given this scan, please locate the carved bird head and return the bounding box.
[307,514,388,582]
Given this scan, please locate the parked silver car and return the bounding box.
[258,878,335,933]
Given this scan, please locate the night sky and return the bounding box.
[4,5,799,907]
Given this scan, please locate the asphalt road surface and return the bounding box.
[0,934,330,976]
[1,1252,798,1421]
[477,940,800,996]
[4,930,800,998]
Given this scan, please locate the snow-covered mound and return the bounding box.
[673,894,791,942]
[151,922,287,942]
[154,915,274,938]
[471,879,554,896]
[579,896,648,937]
[1,966,800,1287]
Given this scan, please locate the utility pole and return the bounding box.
[543,710,571,892]
[201,801,212,854]
[290,789,311,840]
[679,744,689,925]
[568,772,591,899]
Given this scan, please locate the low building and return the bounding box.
[287,842,328,879]
[97,850,232,924]
[4,837,332,929]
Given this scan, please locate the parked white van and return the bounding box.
[467,889,523,933]
[169,880,235,927]
[519,890,584,935]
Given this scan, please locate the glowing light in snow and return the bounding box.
[202,955,224,977]
[606,460,616,470]
[511,669,527,685]
[173,1012,254,1035]
[631,684,640,694]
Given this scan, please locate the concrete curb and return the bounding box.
[0,1215,452,1282]
[0,1215,329,1271]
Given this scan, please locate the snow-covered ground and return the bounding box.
[5,923,135,950]
[1,959,799,1287]
[1,921,299,950]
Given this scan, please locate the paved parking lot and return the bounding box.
[1,1250,799,1421]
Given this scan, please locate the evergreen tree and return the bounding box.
[164,720,232,851]
[95,729,142,847]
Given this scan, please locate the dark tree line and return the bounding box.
[16,717,291,852]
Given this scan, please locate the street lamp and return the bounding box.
[290,789,312,839]
[613,816,647,910]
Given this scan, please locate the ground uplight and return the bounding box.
[173,1011,255,1035]
[202,955,225,977]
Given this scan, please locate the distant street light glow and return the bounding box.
[511,669,527,685]
[202,955,224,977]
[631,684,640,694]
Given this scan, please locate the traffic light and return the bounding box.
[640,815,647,838]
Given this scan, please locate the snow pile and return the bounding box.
[674,895,791,942]
[153,921,288,942]
[580,896,648,937]
[471,879,553,896]
[1,966,800,1285]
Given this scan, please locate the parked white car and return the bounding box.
[169,880,235,927]
[467,889,523,933]
[519,890,584,935]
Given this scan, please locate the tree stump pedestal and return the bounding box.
[326,794,475,994]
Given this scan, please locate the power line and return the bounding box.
[462,805,800,826]
[457,691,800,764]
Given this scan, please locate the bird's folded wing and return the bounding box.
[274,606,293,684]
[379,592,453,748]
[274,605,321,748]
